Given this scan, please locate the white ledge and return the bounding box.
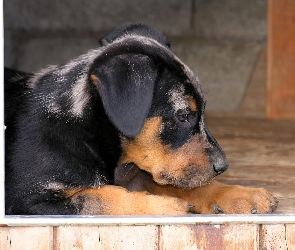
[1,214,295,227]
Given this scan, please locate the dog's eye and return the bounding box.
[176,109,199,126]
[176,109,193,123]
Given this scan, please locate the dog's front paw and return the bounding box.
[200,185,279,214]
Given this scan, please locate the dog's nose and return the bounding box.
[213,161,228,175]
[204,126,228,176]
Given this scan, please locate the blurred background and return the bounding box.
[4,0,267,113]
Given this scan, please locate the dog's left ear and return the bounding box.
[90,53,158,138]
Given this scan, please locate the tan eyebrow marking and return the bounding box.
[188,97,197,112]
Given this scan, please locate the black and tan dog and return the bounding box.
[5,23,278,215]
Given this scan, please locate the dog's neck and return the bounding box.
[23,66,122,181]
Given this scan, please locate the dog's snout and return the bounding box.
[213,161,228,175]
[204,126,228,176]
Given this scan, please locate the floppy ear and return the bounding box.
[90,53,158,138]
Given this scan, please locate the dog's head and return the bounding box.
[89,24,228,189]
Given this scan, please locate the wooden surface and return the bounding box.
[207,116,295,214]
[54,226,159,249]
[267,0,295,118]
[1,224,295,249]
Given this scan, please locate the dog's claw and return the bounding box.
[187,205,195,212]
[212,204,224,214]
[270,202,276,208]
[275,197,279,203]
[251,208,258,214]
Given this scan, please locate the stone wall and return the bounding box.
[4,0,267,111]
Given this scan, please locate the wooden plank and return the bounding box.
[55,225,158,250]
[98,226,158,249]
[267,0,295,118]
[0,224,294,250]
[286,224,295,248]
[55,226,100,250]
[219,138,295,168]
[0,227,53,250]
[206,116,295,141]
[159,224,258,250]
[260,224,288,249]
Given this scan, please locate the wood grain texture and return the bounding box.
[54,226,100,250]
[260,224,288,249]
[55,225,158,250]
[267,0,295,118]
[286,224,295,249]
[97,225,159,250]
[1,224,295,249]
[159,224,258,250]
[0,227,53,250]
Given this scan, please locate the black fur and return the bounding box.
[5,23,227,215]
[99,23,170,48]
[91,53,158,137]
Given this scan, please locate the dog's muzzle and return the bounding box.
[205,127,228,176]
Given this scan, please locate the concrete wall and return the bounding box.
[4,0,267,111]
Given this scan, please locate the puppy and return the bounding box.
[5,23,278,215]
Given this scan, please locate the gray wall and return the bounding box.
[4,0,267,111]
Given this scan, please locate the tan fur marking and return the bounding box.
[115,168,278,214]
[120,117,213,188]
[188,96,197,112]
[90,74,101,88]
[151,180,278,214]
[70,185,188,215]
[64,188,85,198]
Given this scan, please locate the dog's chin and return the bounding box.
[153,171,216,189]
